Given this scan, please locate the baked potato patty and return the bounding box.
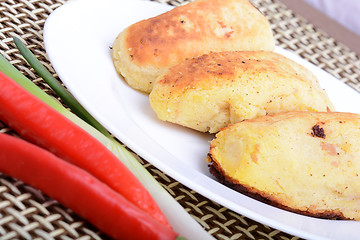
[207,111,360,220]
[112,0,275,93]
[149,51,334,133]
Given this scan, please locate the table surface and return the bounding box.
[0,0,359,239]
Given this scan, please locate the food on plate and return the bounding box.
[149,51,334,133]
[112,0,275,93]
[207,111,360,220]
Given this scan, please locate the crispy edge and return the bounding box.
[207,153,348,220]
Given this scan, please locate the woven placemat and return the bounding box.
[1,0,359,239]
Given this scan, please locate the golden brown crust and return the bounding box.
[156,51,317,91]
[125,0,274,67]
[157,51,239,90]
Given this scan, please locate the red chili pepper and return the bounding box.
[0,133,177,240]
[0,71,170,228]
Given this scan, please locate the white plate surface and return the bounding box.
[43,0,360,239]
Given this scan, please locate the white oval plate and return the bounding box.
[43,0,360,239]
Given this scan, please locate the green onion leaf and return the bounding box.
[13,37,110,137]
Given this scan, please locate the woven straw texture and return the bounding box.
[0,0,359,239]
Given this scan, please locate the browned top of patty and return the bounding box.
[124,0,274,67]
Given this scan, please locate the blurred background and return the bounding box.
[280,0,360,55]
[302,0,360,36]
